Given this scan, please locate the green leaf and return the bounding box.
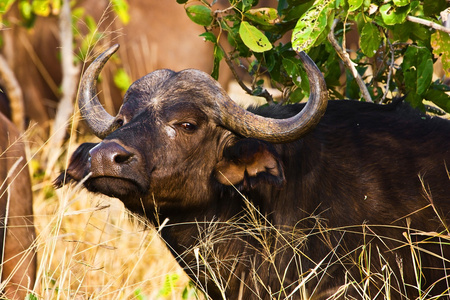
[324,57,341,86]
[244,7,279,26]
[0,0,15,15]
[348,0,363,12]
[390,22,411,42]
[424,88,450,113]
[211,44,224,80]
[405,91,423,110]
[25,293,38,300]
[77,14,102,61]
[85,15,97,32]
[176,0,188,3]
[133,288,147,300]
[113,68,132,93]
[291,0,334,52]
[289,88,306,103]
[200,32,217,43]
[241,0,256,11]
[283,0,315,22]
[282,57,302,86]
[239,21,273,52]
[402,46,433,95]
[186,5,213,26]
[431,31,450,77]
[18,0,32,20]
[393,0,409,7]
[158,273,180,297]
[410,22,431,42]
[282,57,299,77]
[360,22,381,57]
[32,0,50,17]
[423,0,447,16]
[71,7,84,20]
[246,7,276,22]
[182,281,199,300]
[223,18,251,57]
[199,32,222,79]
[277,0,288,13]
[379,3,410,25]
[416,53,433,95]
[111,0,130,24]
[345,69,360,99]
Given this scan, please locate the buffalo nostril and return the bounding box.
[113,152,133,164]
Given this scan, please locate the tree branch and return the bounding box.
[406,15,450,34]
[327,19,373,102]
[46,0,81,170]
[381,36,395,103]
[218,42,274,104]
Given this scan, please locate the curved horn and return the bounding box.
[216,51,328,143]
[78,44,120,139]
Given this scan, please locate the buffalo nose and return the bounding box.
[89,142,135,175]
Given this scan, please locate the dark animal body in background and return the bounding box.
[0,89,11,120]
[56,45,450,299]
[0,112,36,299]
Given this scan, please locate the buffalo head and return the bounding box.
[56,44,327,216]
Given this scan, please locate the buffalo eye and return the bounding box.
[177,122,197,132]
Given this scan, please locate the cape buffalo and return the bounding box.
[0,112,36,299]
[56,45,450,299]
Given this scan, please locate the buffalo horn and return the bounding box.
[215,51,328,143]
[78,44,120,138]
[81,45,326,143]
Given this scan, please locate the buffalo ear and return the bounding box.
[215,139,285,188]
[54,143,97,188]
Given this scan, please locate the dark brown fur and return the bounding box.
[56,69,450,299]
[0,112,36,299]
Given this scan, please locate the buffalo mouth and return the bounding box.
[84,175,147,200]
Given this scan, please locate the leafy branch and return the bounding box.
[327,19,372,103]
[179,0,450,112]
[406,15,450,34]
[218,41,274,104]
